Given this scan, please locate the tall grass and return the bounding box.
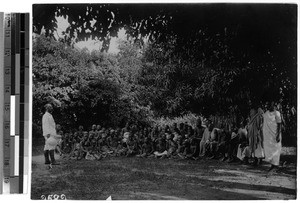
[152,113,201,129]
[152,113,237,130]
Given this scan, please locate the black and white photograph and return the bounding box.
[31,3,297,200]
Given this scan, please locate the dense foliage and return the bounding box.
[32,35,153,137]
[33,4,297,138]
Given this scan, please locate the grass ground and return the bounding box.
[31,145,297,200]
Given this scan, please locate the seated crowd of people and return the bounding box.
[55,112,265,166]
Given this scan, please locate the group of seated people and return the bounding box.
[56,118,262,165]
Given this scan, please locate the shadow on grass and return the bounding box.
[31,156,296,200]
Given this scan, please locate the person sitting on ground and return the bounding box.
[55,127,63,156]
[168,133,178,158]
[164,125,171,135]
[134,131,143,155]
[89,138,101,160]
[89,124,97,138]
[122,126,131,144]
[176,132,185,159]
[236,122,250,164]
[179,123,186,137]
[58,130,66,154]
[105,129,114,150]
[172,123,179,134]
[160,131,173,159]
[77,125,84,140]
[198,121,213,158]
[100,129,114,157]
[217,126,231,162]
[192,118,206,159]
[69,137,84,160]
[207,127,220,159]
[88,130,94,141]
[184,122,190,135]
[69,131,75,144]
[85,138,97,160]
[137,137,153,158]
[150,126,159,152]
[109,129,119,155]
[126,134,138,156]
[62,132,72,154]
[82,138,92,160]
[181,127,194,159]
[114,128,124,156]
[80,132,90,158]
[153,135,168,158]
[227,123,240,163]
[96,132,105,157]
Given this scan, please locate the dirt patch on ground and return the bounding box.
[31,147,297,200]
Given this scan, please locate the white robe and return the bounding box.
[42,112,58,150]
[263,110,282,166]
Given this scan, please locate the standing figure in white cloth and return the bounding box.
[263,102,282,171]
[42,103,61,165]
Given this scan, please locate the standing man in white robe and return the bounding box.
[263,102,282,171]
[42,103,60,165]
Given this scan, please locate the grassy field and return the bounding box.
[31,146,297,200]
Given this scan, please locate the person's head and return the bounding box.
[166,132,171,140]
[165,125,170,131]
[96,125,101,130]
[110,129,115,135]
[169,133,175,141]
[196,118,202,128]
[161,132,167,140]
[101,131,107,139]
[179,123,184,130]
[173,132,179,141]
[185,133,189,138]
[268,101,276,112]
[56,124,61,131]
[250,108,257,118]
[257,107,264,115]
[184,123,189,131]
[208,122,214,131]
[44,103,53,113]
[92,124,96,130]
[176,135,182,143]
[92,138,97,144]
[79,125,84,131]
[142,128,147,135]
[188,125,193,134]
[205,119,211,128]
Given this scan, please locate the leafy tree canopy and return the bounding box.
[33,4,297,132]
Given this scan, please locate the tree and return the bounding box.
[33,4,297,129]
[33,35,123,132]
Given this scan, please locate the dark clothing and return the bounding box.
[192,126,204,157]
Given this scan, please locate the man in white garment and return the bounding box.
[263,102,282,171]
[42,103,60,165]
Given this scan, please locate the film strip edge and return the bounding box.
[3,12,12,194]
[1,12,29,194]
[0,12,4,195]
